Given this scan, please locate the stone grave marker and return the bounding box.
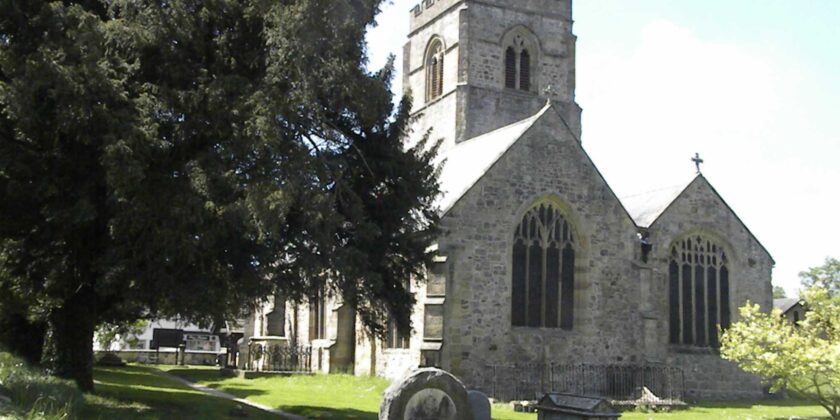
[379,368,476,420]
[468,390,491,420]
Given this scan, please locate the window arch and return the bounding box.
[502,27,538,92]
[425,38,445,102]
[668,235,731,347]
[512,202,575,329]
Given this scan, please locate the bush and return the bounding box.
[0,350,82,419]
[96,352,126,367]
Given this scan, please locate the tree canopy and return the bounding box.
[721,258,840,419]
[0,0,439,391]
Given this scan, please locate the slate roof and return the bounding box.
[435,102,551,214]
[774,298,802,314]
[432,104,773,265]
[620,183,691,228]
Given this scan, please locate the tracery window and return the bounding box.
[503,30,535,92]
[425,38,445,101]
[668,235,731,347]
[512,202,575,329]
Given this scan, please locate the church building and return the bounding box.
[240,0,774,401]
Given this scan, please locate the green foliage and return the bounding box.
[0,351,83,419]
[95,320,148,351]
[1,0,439,389]
[801,257,840,295]
[773,285,788,299]
[721,258,840,419]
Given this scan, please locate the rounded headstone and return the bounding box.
[467,390,491,420]
[379,368,472,420]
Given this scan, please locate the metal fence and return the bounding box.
[247,343,312,373]
[481,363,684,402]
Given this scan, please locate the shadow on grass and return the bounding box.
[94,366,187,392]
[281,405,377,420]
[165,368,225,384]
[90,366,277,420]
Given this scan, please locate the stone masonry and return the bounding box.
[239,0,775,401]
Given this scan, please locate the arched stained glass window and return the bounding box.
[512,202,575,329]
[668,235,731,347]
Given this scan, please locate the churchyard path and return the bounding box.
[151,368,309,420]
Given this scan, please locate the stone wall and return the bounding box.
[646,176,774,399]
[404,2,464,153]
[436,108,644,388]
[404,0,580,152]
[670,353,766,401]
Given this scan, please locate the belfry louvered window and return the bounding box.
[512,203,575,329]
[426,39,444,101]
[519,50,531,91]
[503,31,534,92]
[505,47,517,89]
[668,236,731,347]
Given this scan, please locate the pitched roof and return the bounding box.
[621,175,775,264]
[620,183,691,228]
[773,298,802,314]
[435,102,551,214]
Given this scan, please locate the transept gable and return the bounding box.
[648,175,774,265]
[436,101,637,232]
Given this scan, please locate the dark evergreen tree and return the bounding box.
[0,0,439,391]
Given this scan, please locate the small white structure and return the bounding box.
[94,318,225,365]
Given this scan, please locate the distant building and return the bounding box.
[93,318,230,365]
[773,298,806,325]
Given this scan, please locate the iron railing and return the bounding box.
[247,343,311,373]
[480,363,684,402]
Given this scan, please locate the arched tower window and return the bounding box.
[512,202,575,329]
[425,38,445,102]
[519,50,531,91]
[668,235,731,347]
[502,28,537,92]
[505,47,517,89]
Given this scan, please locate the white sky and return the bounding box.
[365,1,840,297]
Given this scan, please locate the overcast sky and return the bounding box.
[365,1,840,297]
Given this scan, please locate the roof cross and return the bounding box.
[543,84,557,104]
[692,153,704,173]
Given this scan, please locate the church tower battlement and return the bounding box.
[403,0,582,152]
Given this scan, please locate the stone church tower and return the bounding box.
[240,0,775,402]
[403,0,582,152]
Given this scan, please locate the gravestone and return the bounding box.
[379,368,473,420]
[468,390,491,420]
[536,393,621,419]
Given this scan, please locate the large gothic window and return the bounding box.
[425,38,444,102]
[668,235,731,347]
[502,29,536,92]
[512,202,575,329]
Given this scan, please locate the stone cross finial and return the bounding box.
[543,84,557,104]
[692,153,704,173]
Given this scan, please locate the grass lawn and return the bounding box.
[159,365,830,420]
[85,365,276,419]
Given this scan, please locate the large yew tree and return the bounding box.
[0,0,439,391]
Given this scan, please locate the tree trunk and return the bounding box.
[41,284,96,392]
